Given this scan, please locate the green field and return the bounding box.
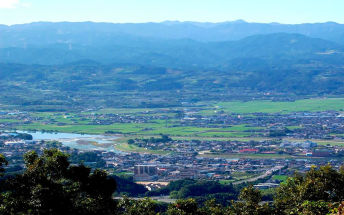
[285,138,344,146]
[16,123,144,134]
[0,118,21,123]
[272,175,289,182]
[331,133,344,137]
[16,120,263,137]
[204,98,344,114]
[5,97,344,156]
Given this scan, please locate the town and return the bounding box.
[1,117,344,192]
[1,106,344,184]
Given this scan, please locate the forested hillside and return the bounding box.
[0,22,343,110]
[0,54,343,110]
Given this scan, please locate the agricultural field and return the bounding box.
[1,97,344,156]
[203,98,344,114]
[272,175,289,182]
[285,138,344,146]
[15,112,266,137]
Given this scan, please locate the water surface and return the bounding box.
[18,131,122,152]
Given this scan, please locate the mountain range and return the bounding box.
[0,21,343,109]
[0,21,344,68]
[1,20,344,44]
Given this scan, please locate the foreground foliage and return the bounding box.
[0,149,117,214]
[1,150,344,214]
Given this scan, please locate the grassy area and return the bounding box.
[331,133,344,137]
[286,126,303,130]
[206,98,344,114]
[16,123,144,134]
[285,138,344,146]
[114,172,134,177]
[7,97,344,156]
[219,180,235,185]
[16,120,264,138]
[0,118,22,123]
[10,97,344,138]
[272,175,289,182]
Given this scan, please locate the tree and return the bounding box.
[0,149,117,215]
[70,151,106,168]
[298,200,332,215]
[274,165,344,214]
[118,197,157,215]
[167,199,199,215]
[0,154,8,176]
[15,133,33,140]
[198,199,226,215]
[230,185,272,215]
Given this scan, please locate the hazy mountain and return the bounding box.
[1,21,344,48]
[0,31,342,68]
[0,21,343,106]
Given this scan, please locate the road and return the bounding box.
[233,165,285,185]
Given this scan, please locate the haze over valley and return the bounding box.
[1,21,344,110]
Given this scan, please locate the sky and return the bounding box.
[0,0,343,25]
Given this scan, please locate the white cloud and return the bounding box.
[0,0,28,8]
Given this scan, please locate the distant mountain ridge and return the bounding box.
[0,31,342,68]
[1,20,344,46]
[0,21,344,107]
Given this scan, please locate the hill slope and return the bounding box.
[0,33,343,68]
[0,22,344,109]
[1,21,344,45]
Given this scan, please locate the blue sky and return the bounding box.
[0,0,342,25]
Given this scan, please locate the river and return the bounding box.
[17,131,122,152]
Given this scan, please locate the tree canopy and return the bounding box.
[0,149,117,215]
[1,150,344,215]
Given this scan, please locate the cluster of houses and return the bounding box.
[128,149,344,185]
[130,137,343,158]
[2,130,344,192]
[1,107,343,191]
[82,111,171,125]
[181,110,344,139]
[1,108,343,144]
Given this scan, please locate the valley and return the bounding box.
[1,20,344,214]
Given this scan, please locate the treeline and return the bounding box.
[70,151,106,168]
[128,134,172,145]
[1,149,344,214]
[0,132,33,141]
[147,179,238,205]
